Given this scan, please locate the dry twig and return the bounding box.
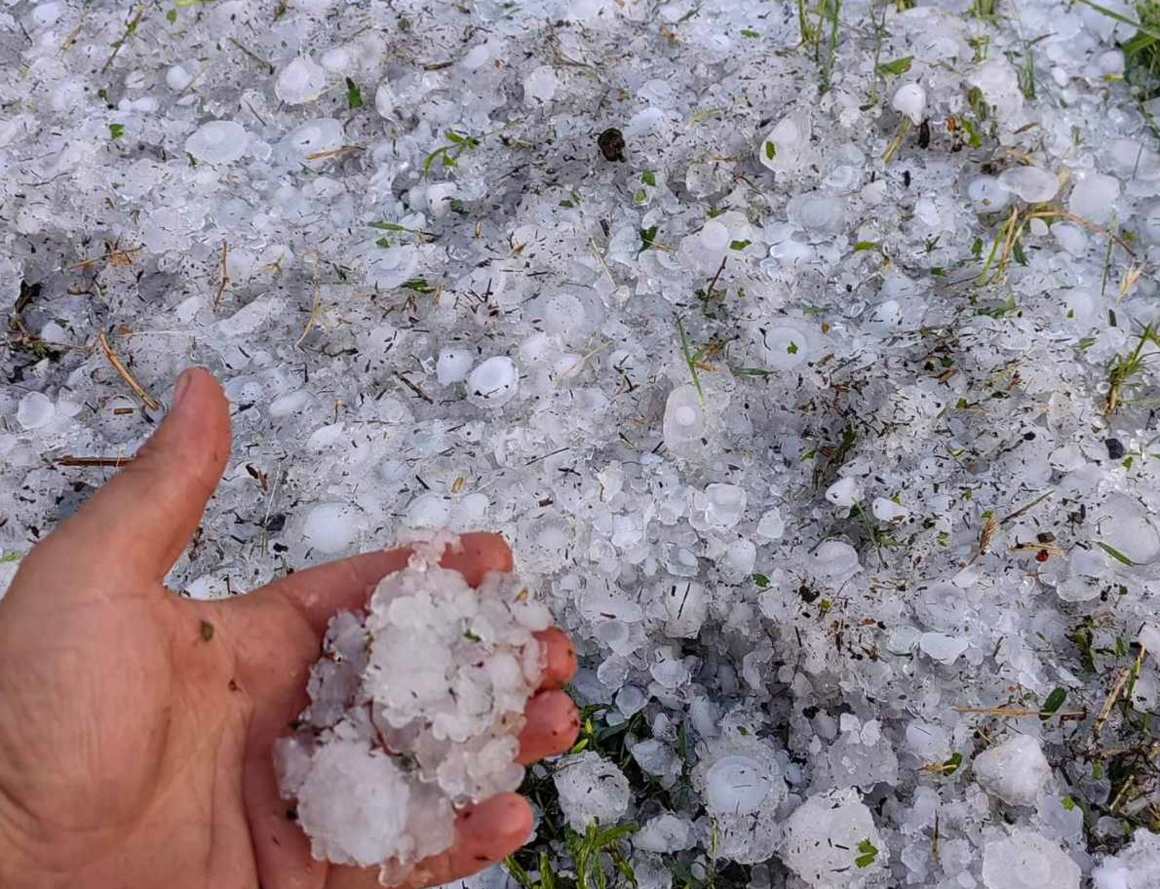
[55,455,134,468]
[97,330,160,411]
[213,242,231,310]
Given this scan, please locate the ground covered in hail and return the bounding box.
[7,0,1160,886]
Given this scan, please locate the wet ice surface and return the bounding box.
[5,0,1160,885]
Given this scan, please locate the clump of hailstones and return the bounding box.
[274,537,550,884]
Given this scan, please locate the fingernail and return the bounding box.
[172,369,195,409]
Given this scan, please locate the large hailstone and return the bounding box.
[553,751,631,830]
[781,787,887,887]
[757,111,811,173]
[276,55,328,104]
[1092,826,1160,889]
[185,120,248,164]
[662,384,708,453]
[972,734,1051,806]
[891,83,926,125]
[276,539,551,882]
[981,829,1080,889]
[1096,494,1160,566]
[467,356,518,407]
[692,735,787,863]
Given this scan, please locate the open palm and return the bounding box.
[0,369,579,889]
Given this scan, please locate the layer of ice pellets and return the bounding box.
[973,734,1052,807]
[553,751,631,831]
[11,0,1160,879]
[981,829,1080,889]
[276,541,549,879]
[781,788,886,887]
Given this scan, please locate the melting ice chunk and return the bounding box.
[919,632,969,665]
[758,113,811,172]
[998,165,1059,203]
[973,734,1051,807]
[303,502,360,554]
[787,193,846,240]
[276,56,329,104]
[872,497,908,522]
[1096,494,1160,565]
[437,348,475,385]
[296,739,411,867]
[810,540,860,584]
[1069,173,1120,225]
[762,327,809,370]
[782,788,886,887]
[704,484,747,529]
[663,384,707,451]
[16,391,55,430]
[824,477,860,509]
[891,83,926,125]
[967,175,1012,213]
[982,829,1079,889]
[467,356,518,406]
[633,812,693,853]
[1091,828,1160,889]
[523,65,558,104]
[554,751,630,830]
[185,120,249,164]
[704,754,773,816]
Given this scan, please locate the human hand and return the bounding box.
[0,368,580,889]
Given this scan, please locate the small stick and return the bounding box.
[588,237,614,283]
[61,20,85,51]
[1095,646,1149,738]
[1000,491,1052,525]
[304,145,365,162]
[703,255,728,300]
[228,37,274,74]
[213,242,231,310]
[70,245,144,270]
[557,341,611,382]
[102,4,144,74]
[295,265,323,349]
[97,330,161,411]
[953,706,1088,720]
[395,372,433,403]
[55,455,134,468]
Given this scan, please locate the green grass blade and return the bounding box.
[1074,0,1160,43]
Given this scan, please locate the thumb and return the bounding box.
[48,368,231,583]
